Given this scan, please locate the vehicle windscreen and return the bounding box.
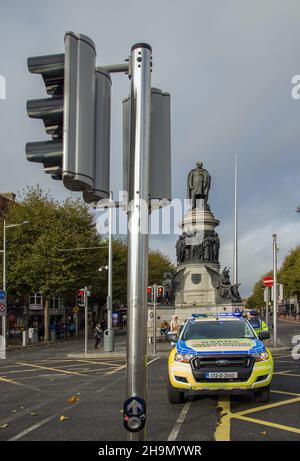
[181,320,256,340]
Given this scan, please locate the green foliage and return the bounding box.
[247,245,300,305]
[246,276,266,309]
[278,245,300,298]
[148,249,176,285]
[1,186,103,300]
[0,186,176,307]
[98,243,176,306]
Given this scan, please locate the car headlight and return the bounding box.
[253,351,269,362]
[174,353,194,363]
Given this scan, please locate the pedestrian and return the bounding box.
[68,322,75,337]
[247,310,268,333]
[160,320,170,338]
[170,315,180,334]
[94,323,102,349]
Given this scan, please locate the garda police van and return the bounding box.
[167,313,273,404]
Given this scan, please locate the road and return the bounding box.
[0,320,299,441]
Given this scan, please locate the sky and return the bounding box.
[0,0,300,296]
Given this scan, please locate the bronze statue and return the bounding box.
[187,161,211,208]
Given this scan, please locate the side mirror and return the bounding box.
[167,332,178,342]
[259,331,270,341]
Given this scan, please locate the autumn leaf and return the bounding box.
[67,396,80,403]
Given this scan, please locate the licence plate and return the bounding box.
[205,372,238,379]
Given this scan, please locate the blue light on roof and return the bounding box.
[190,312,242,319]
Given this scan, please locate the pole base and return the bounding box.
[104,329,114,352]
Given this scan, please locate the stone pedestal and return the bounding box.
[175,263,220,306]
[174,204,242,320]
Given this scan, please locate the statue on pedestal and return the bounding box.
[187,161,211,208]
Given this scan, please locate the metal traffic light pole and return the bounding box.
[153,284,157,356]
[104,191,114,352]
[84,286,88,355]
[126,43,152,441]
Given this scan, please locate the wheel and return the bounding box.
[167,377,185,404]
[254,385,270,403]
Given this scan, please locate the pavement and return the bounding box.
[0,320,299,441]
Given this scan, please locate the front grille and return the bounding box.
[191,355,253,369]
[191,354,254,383]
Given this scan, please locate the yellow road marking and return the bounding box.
[105,364,127,375]
[273,370,293,375]
[271,389,300,397]
[0,376,19,385]
[273,354,292,358]
[75,359,126,367]
[280,372,300,378]
[215,396,231,441]
[16,362,89,377]
[233,414,300,435]
[235,395,300,417]
[0,375,45,392]
[214,389,300,440]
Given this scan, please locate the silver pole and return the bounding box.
[126,43,152,441]
[104,191,114,352]
[84,286,88,355]
[2,220,6,353]
[273,234,278,347]
[233,154,238,285]
[153,285,157,356]
[265,287,269,328]
[75,315,78,340]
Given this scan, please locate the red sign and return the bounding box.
[263,276,273,287]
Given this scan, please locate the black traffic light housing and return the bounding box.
[26,53,64,179]
[147,286,153,304]
[77,288,86,307]
[157,285,164,303]
[26,32,111,201]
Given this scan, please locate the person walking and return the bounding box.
[170,315,180,334]
[94,323,102,349]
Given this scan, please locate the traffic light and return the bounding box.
[26,31,111,202]
[157,286,164,303]
[123,87,171,202]
[77,288,86,307]
[147,286,153,304]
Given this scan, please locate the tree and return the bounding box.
[97,242,176,306]
[247,245,300,307]
[246,276,266,309]
[0,186,176,337]
[278,246,300,299]
[148,250,176,285]
[1,187,104,340]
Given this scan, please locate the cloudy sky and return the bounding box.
[0,0,300,296]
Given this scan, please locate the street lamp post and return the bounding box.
[273,234,278,347]
[1,220,30,352]
[233,154,238,286]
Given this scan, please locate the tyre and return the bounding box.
[167,377,185,404]
[254,385,270,403]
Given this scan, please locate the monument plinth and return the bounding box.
[173,161,242,319]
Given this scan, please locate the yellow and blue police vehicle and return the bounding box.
[167,313,273,404]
